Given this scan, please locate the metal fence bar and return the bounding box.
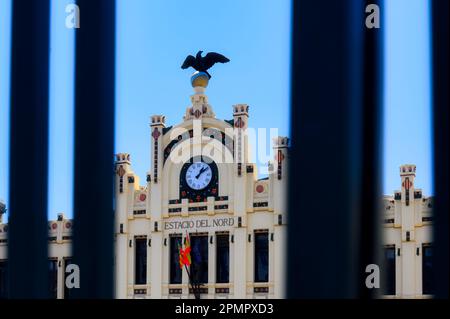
[287,0,382,298]
[72,0,116,298]
[357,0,384,299]
[8,0,51,299]
[432,0,449,299]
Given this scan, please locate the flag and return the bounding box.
[178,242,184,269]
[184,232,192,266]
[178,234,192,269]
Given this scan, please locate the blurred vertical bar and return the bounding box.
[8,0,50,298]
[358,0,383,299]
[288,0,382,298]
[73,0,116,298]
[432,0,449,299]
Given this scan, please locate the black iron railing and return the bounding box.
[72,0,116,299]
[8,0,51,299]
[432,0,449,299]
[287,0,383,298]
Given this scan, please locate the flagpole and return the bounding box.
[180,232,200,299]
[184,264,200,300]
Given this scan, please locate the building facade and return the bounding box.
[382,164,434,298]
[113,77,289,299]
[0,75,289,299]
[0,81,434,299]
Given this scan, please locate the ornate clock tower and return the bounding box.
[114,64,289,299]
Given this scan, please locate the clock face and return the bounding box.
[185,162,212,190]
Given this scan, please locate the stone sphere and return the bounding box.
[191,71,209,88]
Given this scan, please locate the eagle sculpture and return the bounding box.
[181,51,230,78]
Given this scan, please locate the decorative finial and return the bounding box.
[181,51,230,88]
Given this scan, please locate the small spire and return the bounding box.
[183,72,215,121]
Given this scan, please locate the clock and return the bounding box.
[185,162,212,190]
[179,157,219,201]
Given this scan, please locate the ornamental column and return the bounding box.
[150,115,165,298]
[399,164,417,297]
[272,137,289,298]
[114,153,133,299]
[232,104,250,298]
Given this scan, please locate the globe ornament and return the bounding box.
[191,71,209,88]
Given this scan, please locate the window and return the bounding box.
[63,258,73,299]
[170,235,182,284]
[48,259,58,299]
[254,231,269,283]
[0,261,7,299]
[383,246,396,295]
[191,234,208,285]
[216,233,229,283]
[422,244,434,295]
[134,237,147,285]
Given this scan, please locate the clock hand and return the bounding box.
[195,166,208,179]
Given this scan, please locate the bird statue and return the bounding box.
[181,51,230,79]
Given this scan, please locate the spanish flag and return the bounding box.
[178,242,183,269]
[184,232,192,266]
[178,233,192,269]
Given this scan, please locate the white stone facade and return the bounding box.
[382,164,434,299]
[0,85,289,299]
[0,89,434,300]
[113,85,288,299]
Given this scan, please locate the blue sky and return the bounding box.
[0,0,432,221]
[383,0,432,197]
